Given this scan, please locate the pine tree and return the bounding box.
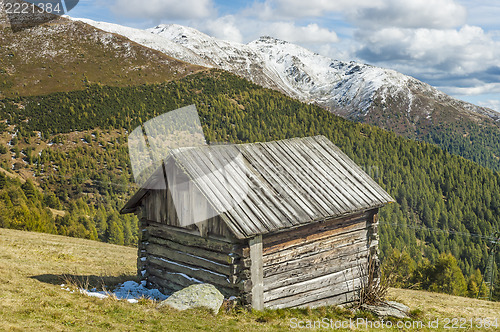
[21,180,36,200]
[108,221,124,245]
[0,172,6,190]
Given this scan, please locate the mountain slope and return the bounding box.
[2,70,500,278]
[0,15,204,98]
[71,19,500,171]
[75,19,500,124]
[150,24,499,125]
[3,228,498,330]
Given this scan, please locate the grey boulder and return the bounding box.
[158,284,224,314]
[361,301,410,319]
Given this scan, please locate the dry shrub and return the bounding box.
[357,255,390,306]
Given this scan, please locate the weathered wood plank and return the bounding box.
[299,291,358,309]
[315,138,391,205]
[263,253,368,292]
[148,264,240,297]
[263,242,370,278]
[300,139,369,210]
[242,144,316,222]
[147,263,199,290]
[274,139,345,215]
[148,255,233,287]
[264,278,361,309]
[147,235,237,265]
[263,265,364,302]
[213,147,286,232]
[148,274,184,294]
[263,212,371,255]
[263,228,369,266]
[207,148,278,233]
[259,142,328,218]
[180,148,258,236]
[240,145,311,225]
[264,217,368,256]
[147,222,238,253]
[146,243,233,276]
[219,147,297,228]
[250,235,264,310]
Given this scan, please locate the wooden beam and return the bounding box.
[146,243,233,276]
[262,211,372,253]
[148,256,232,287]
[147,235,237,265]
[250,235,264,310]
[147,223,237,253]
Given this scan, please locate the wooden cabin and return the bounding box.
[121,135,394,309]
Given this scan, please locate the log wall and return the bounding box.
[261,210,379,309]
[138,218,250,298]
[137,181,380,308]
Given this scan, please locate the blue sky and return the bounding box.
[68,0,500,112]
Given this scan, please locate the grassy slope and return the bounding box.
[1,228,498,331]
[0,17,204,98]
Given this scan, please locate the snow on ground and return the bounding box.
[61,281,168,304]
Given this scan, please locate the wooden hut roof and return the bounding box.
[122,135,394,239]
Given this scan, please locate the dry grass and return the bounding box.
[1,228,499,331]
[389,288,500,321]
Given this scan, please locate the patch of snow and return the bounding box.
[112,280,168,301]
[80,289,108,299]
[63,281,168,303]
[165,271,202,284]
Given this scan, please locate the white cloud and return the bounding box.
[264,22,339,44]
[478,99,500,112]
[356,25,500,76]
[268,0,379,18]
[248,0,465,29]
[353,0,467,29]
[111,0,214,20]
[445,83,500,96]
[202,15,243,43]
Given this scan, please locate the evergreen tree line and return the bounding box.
[0,69,499,298]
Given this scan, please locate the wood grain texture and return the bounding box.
[122,135,394,239]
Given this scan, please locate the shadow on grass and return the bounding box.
[31,274,138,290]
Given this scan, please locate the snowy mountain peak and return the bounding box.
[252,36,289,45]
[72,18,500,125]
[148,24,213,43]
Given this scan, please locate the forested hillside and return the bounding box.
[0,69,499,297]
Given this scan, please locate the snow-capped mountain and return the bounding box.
[73,18,500,129]
[0,14,203,98]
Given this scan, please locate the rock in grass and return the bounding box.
[361,301,410,319]
[158,284,224,314]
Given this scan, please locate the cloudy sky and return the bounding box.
[70,0,500,112]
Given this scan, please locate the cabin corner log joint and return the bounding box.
[122,135,394,309]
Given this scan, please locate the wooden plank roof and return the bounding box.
[122,135,394,239]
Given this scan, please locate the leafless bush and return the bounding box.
[356,255,391,306]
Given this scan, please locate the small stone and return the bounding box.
[158,284,224,314]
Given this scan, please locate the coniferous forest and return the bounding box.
[0,69,499,299]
